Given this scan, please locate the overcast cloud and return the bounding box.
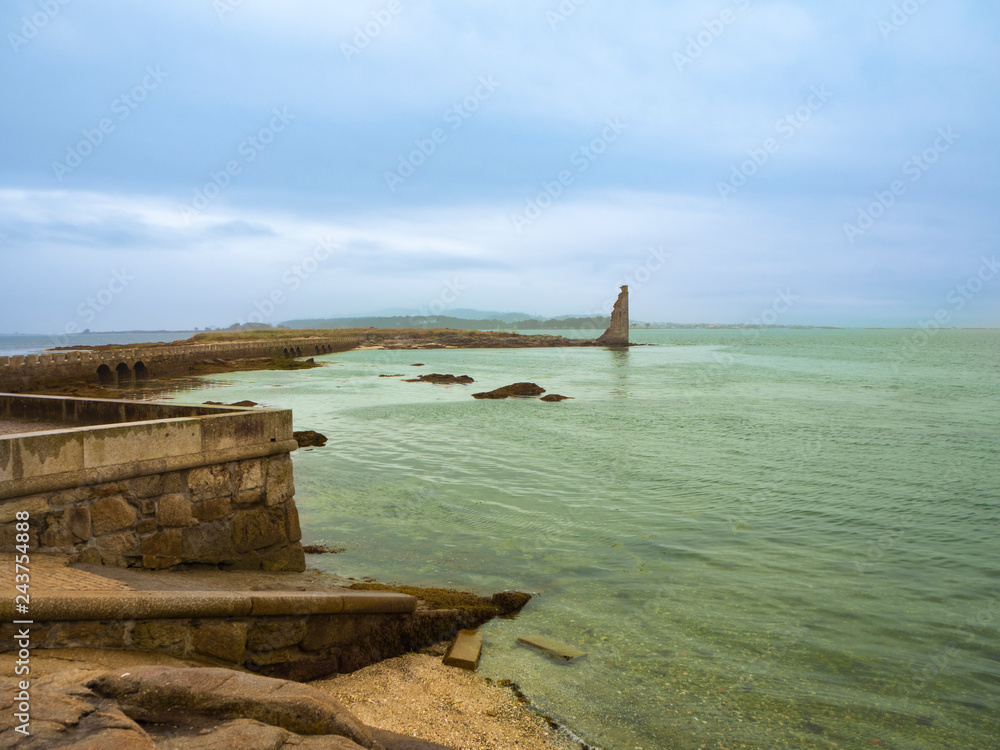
[1,0,997,332]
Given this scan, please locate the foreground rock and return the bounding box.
[403,373,474,385]
[472,382,546,399]
[294,429,329,447]
[0,665,453,750]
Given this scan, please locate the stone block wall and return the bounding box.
[0,454,304,572]
[0,609,487,681]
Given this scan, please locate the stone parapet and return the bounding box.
[1,395,306,572]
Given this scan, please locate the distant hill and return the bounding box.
[280,315,612,331]
[363,307,534,323]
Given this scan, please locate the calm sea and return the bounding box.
[43,329,1000,748]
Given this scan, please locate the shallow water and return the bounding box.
[177,329,999,749]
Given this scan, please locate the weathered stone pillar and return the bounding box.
[596,285,630,346]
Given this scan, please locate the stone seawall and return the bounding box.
[0,333,360,391]
[0,607,480,682]
[1,395,305,572]
[1,454,304,572]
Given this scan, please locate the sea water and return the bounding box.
[165,329,997,748]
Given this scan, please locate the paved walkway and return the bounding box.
[0,553,131,592]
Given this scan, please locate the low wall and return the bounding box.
[0,590,498,681]
[0,333,361,390]
[0,395,305,572]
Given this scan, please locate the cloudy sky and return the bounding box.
[1,0,997,332]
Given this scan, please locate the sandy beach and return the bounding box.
[315,650,582,750]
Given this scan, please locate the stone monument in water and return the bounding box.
[596,285,630,346]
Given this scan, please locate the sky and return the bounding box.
[1,0,997,332]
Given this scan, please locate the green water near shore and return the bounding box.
[181,329,999,749]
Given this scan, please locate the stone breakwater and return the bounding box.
[0,334,360,392]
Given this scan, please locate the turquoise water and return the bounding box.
[177,329,999,749]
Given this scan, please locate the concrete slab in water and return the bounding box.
[443,629,483,670]
[516,634,587,661]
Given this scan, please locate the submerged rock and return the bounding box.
[403,373,474,385]
[303,543,346,554]
[539,394,571,402]
[472,383,545,399]
[293,430,328,447]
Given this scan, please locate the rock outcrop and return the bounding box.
[539,394,571,402]
[595,285,630,346]
[0,665,453,749]
[294,430,329,447]
[471,383,546,399]
[403,374,474,385]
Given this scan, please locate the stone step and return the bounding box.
[516,634,587,661]
[443,629,483,670]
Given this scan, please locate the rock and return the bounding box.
[490,592,532,613]
[379,374,405,377]
[91,496,137,534]
[293,430,328,447]
[539,394,571,402]
[402,374,474,385]
[86,667,381,749]
[230,400,259,407]
[156,494,194,527]
[1,665,416,750]
[471,382,545,399]
[303,544,346,554]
